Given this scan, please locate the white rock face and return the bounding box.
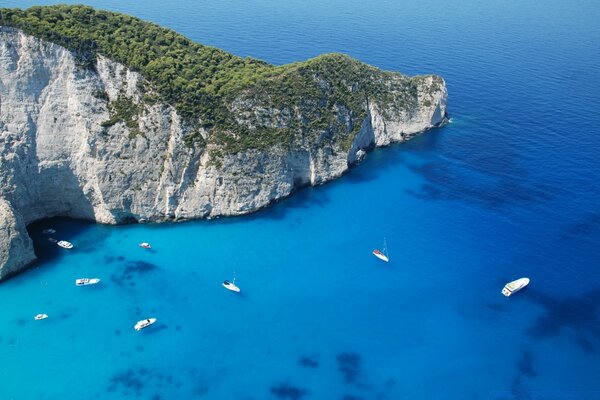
[0,197,36,280]
[0,28,447,279]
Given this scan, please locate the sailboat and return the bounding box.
[223,267,240,292]
[372,238,389,262]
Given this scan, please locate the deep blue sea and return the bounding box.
[1,0,599,399]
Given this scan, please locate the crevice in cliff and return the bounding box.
[347,112,375,166]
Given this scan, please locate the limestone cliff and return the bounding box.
[0,197,35,280]
[0,27,447,279]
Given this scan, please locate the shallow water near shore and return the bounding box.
[1,0,600,398]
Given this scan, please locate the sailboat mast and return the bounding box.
[384,237,388,258]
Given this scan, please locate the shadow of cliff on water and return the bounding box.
[214,129,449,223]
[340,124,449,187]
[12,144,105,277]
[251,185,331,221]
[26,217,98,268]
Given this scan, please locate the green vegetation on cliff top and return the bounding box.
[0,5,440,152]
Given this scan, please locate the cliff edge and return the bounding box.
[0,6,447,280]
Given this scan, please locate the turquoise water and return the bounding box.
[1,0,600,398]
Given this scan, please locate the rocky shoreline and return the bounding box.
[0,27,447,280]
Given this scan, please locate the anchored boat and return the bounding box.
[222,279,240,292]
[223,267,240,292]
[75,278,101,286]
[502,277,530,297]
[134,318,157,331]
[373,238,389,262]
[57,240,73,249]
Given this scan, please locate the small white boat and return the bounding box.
[373,238,389,262]
[502,277,530,297]
[42,229,56,234]
[223,267,240,292]
[134,318,157,331]
[222,280,240,292]
[34,313,48,320]
[75,278,101,286]
[57,240,73,249]
[139,242,152,249]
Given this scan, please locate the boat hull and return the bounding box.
[502,277,530,297]
[373,250,389,262]
[34,314,48,320]
[222,281,240,292]
[57,241,73,249]
[134,318,157,331]
[75,278,101,286]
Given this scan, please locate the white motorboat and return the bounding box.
[502,277,530,297]
[57,240,73,249]
[373,238,389,262]
[139,242,152,249]
[134,318,157,331]
[75,278,101,286]
[42,229,56,234]
[34,313,48,320]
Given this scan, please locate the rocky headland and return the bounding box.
[0,6,447,280]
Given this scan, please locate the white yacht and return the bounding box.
[502,277,530,297]
[134,318,157,331]
[75,278,101,286]
[34,313,48,320]
[57,240,73,249]
[139,242,152,249]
